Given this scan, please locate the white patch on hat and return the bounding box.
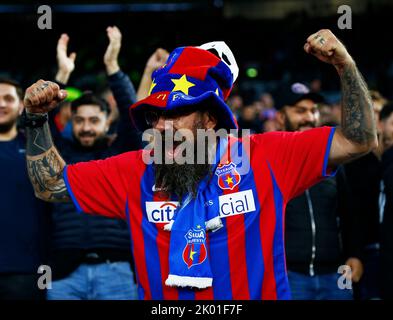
[199,41,239,83]
[291,83,310,94]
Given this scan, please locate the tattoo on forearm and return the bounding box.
[26,121,54,156]
[340,63,376,147]
[26,123,70,202]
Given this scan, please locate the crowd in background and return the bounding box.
[1,20,393,300]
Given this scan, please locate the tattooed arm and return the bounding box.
[304,29,378,165]
[24,80,71,202]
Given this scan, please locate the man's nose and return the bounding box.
[82,121,92,131]
[304,111,316,123]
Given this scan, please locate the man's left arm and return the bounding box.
[304,29,378,166]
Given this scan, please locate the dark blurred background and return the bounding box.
[1,0,393,105]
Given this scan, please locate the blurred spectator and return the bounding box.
[227,93,243,119]
[136,48,169,102]
[99,86,120,133]
[53,101,72,134]
[276,82,363,300]
[310,78,322,93]
[319,103,339,127]
[0,78,49,300]
[46,27,140,300]
[370,90,388,123]
[380,103,393,299]
[262,118,278,132]
[236,103,262,134]
[344,91,388,300]
[259,92,275,110]
[330,100,342,125]
[260,108,279,132]
[252,100,264,116]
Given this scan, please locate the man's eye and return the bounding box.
[4,96,15,102]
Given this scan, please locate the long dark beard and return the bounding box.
[154,161,212,204]
[153,120,213,203]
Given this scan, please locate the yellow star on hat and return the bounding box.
[171,74,195,95]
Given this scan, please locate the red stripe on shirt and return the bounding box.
[250,155,277,300]
[127,161,152,300]
[221,139,250,299]
[259,193,278,300]
[224,184,250,299]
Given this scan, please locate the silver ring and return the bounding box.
[40,82,49,90]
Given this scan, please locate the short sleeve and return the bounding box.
[63,151,141,219]
[250,126,336,202]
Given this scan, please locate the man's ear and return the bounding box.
[275,110,286,130]
[203,111,217,130]
[105,117,111,132]
[18,101,24,116]
[377,119,384,135]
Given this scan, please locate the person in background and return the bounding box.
[319,103,339,127]
[227,93,243,120]
[0,78,49,300]
[377,103,393,300]
[136,47,169,102]
[345,90,388,300]
[370,90,388,123]
[45,26,140,300]
[276,82,363,300]
[237,103,262,134]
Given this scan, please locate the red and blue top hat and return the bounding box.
[129,42,239,131]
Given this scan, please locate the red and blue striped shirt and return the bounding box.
[64,126,335,300]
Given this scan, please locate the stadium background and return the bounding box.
[1,0,393,107]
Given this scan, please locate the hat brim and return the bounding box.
[293,92,325,105]
[129,90,238,132]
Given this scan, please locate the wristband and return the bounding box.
[20,110,48,128]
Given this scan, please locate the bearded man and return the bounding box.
[23,30,377,300]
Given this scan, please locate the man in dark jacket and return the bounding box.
[378,103,393,300]
[0,78,49,300]
[276,82,363,300]
[46,26,142,300]
[343,91,386,300]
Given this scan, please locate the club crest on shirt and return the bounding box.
[182,227,207,269]
[215,162,241,190]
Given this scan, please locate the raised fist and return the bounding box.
[145,48,169,73]
[304,29,354,70]
[24,80,67,114]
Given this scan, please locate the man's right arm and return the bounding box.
[24,80,71,202]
